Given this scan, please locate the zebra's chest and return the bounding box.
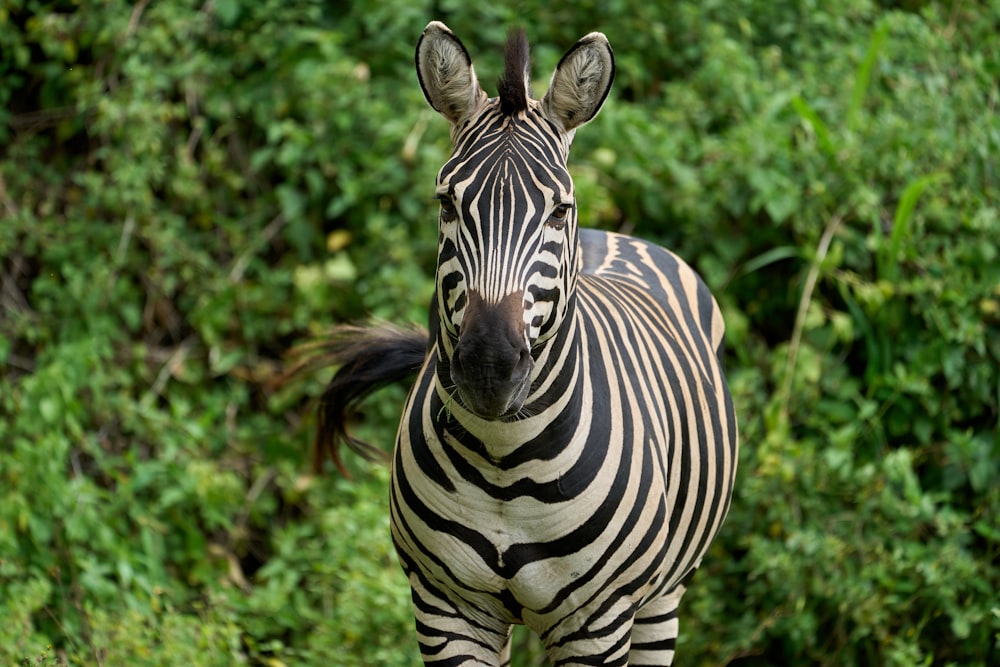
[390,399,670,613]
[393,474,623,609]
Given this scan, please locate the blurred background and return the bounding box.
[1,1,998,664]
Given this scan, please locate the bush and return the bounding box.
[1,1,997,665]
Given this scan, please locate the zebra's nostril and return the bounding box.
[450,343,466,381]
[512,346,532,381]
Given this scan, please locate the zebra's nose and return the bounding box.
[451,335,531,387]
[449,291,533,419]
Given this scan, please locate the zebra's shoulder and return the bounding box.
[579,228,694,285]
[578,228,725,353]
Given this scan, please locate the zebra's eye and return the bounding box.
[546,204,571,230]
[438,196,458,223]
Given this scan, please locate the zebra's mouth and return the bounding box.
[450,350,533,420]
[453,375,531,420]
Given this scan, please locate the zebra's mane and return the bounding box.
[497,28,530,116]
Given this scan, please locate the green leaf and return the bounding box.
[790,95,835,157]
[880,173,945,282]
[215,0,241,26]
[847,20,889,134]
[739,245,800,276]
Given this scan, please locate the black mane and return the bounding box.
[497,28,529,115]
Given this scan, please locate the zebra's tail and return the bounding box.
[293,324,428,476]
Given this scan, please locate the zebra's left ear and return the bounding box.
[541,32,615,133]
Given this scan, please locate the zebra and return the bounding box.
[311,21,738,666]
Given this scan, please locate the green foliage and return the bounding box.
[2,0,998,665]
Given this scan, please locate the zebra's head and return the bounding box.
[416,22,614,420]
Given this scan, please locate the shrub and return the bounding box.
[1,1,997,665]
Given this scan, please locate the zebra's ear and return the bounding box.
[416,21,488,126]
[541,32,615,133]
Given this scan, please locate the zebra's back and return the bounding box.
[580,228,727,362]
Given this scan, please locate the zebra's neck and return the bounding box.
[432,293,584,458]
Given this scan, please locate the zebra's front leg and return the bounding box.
[536,597,636,667]
[498,627,512,667]
[409,575,511,666]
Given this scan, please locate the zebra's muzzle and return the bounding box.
[449,291,533,419]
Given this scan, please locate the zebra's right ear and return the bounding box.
[416,22,488,126]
